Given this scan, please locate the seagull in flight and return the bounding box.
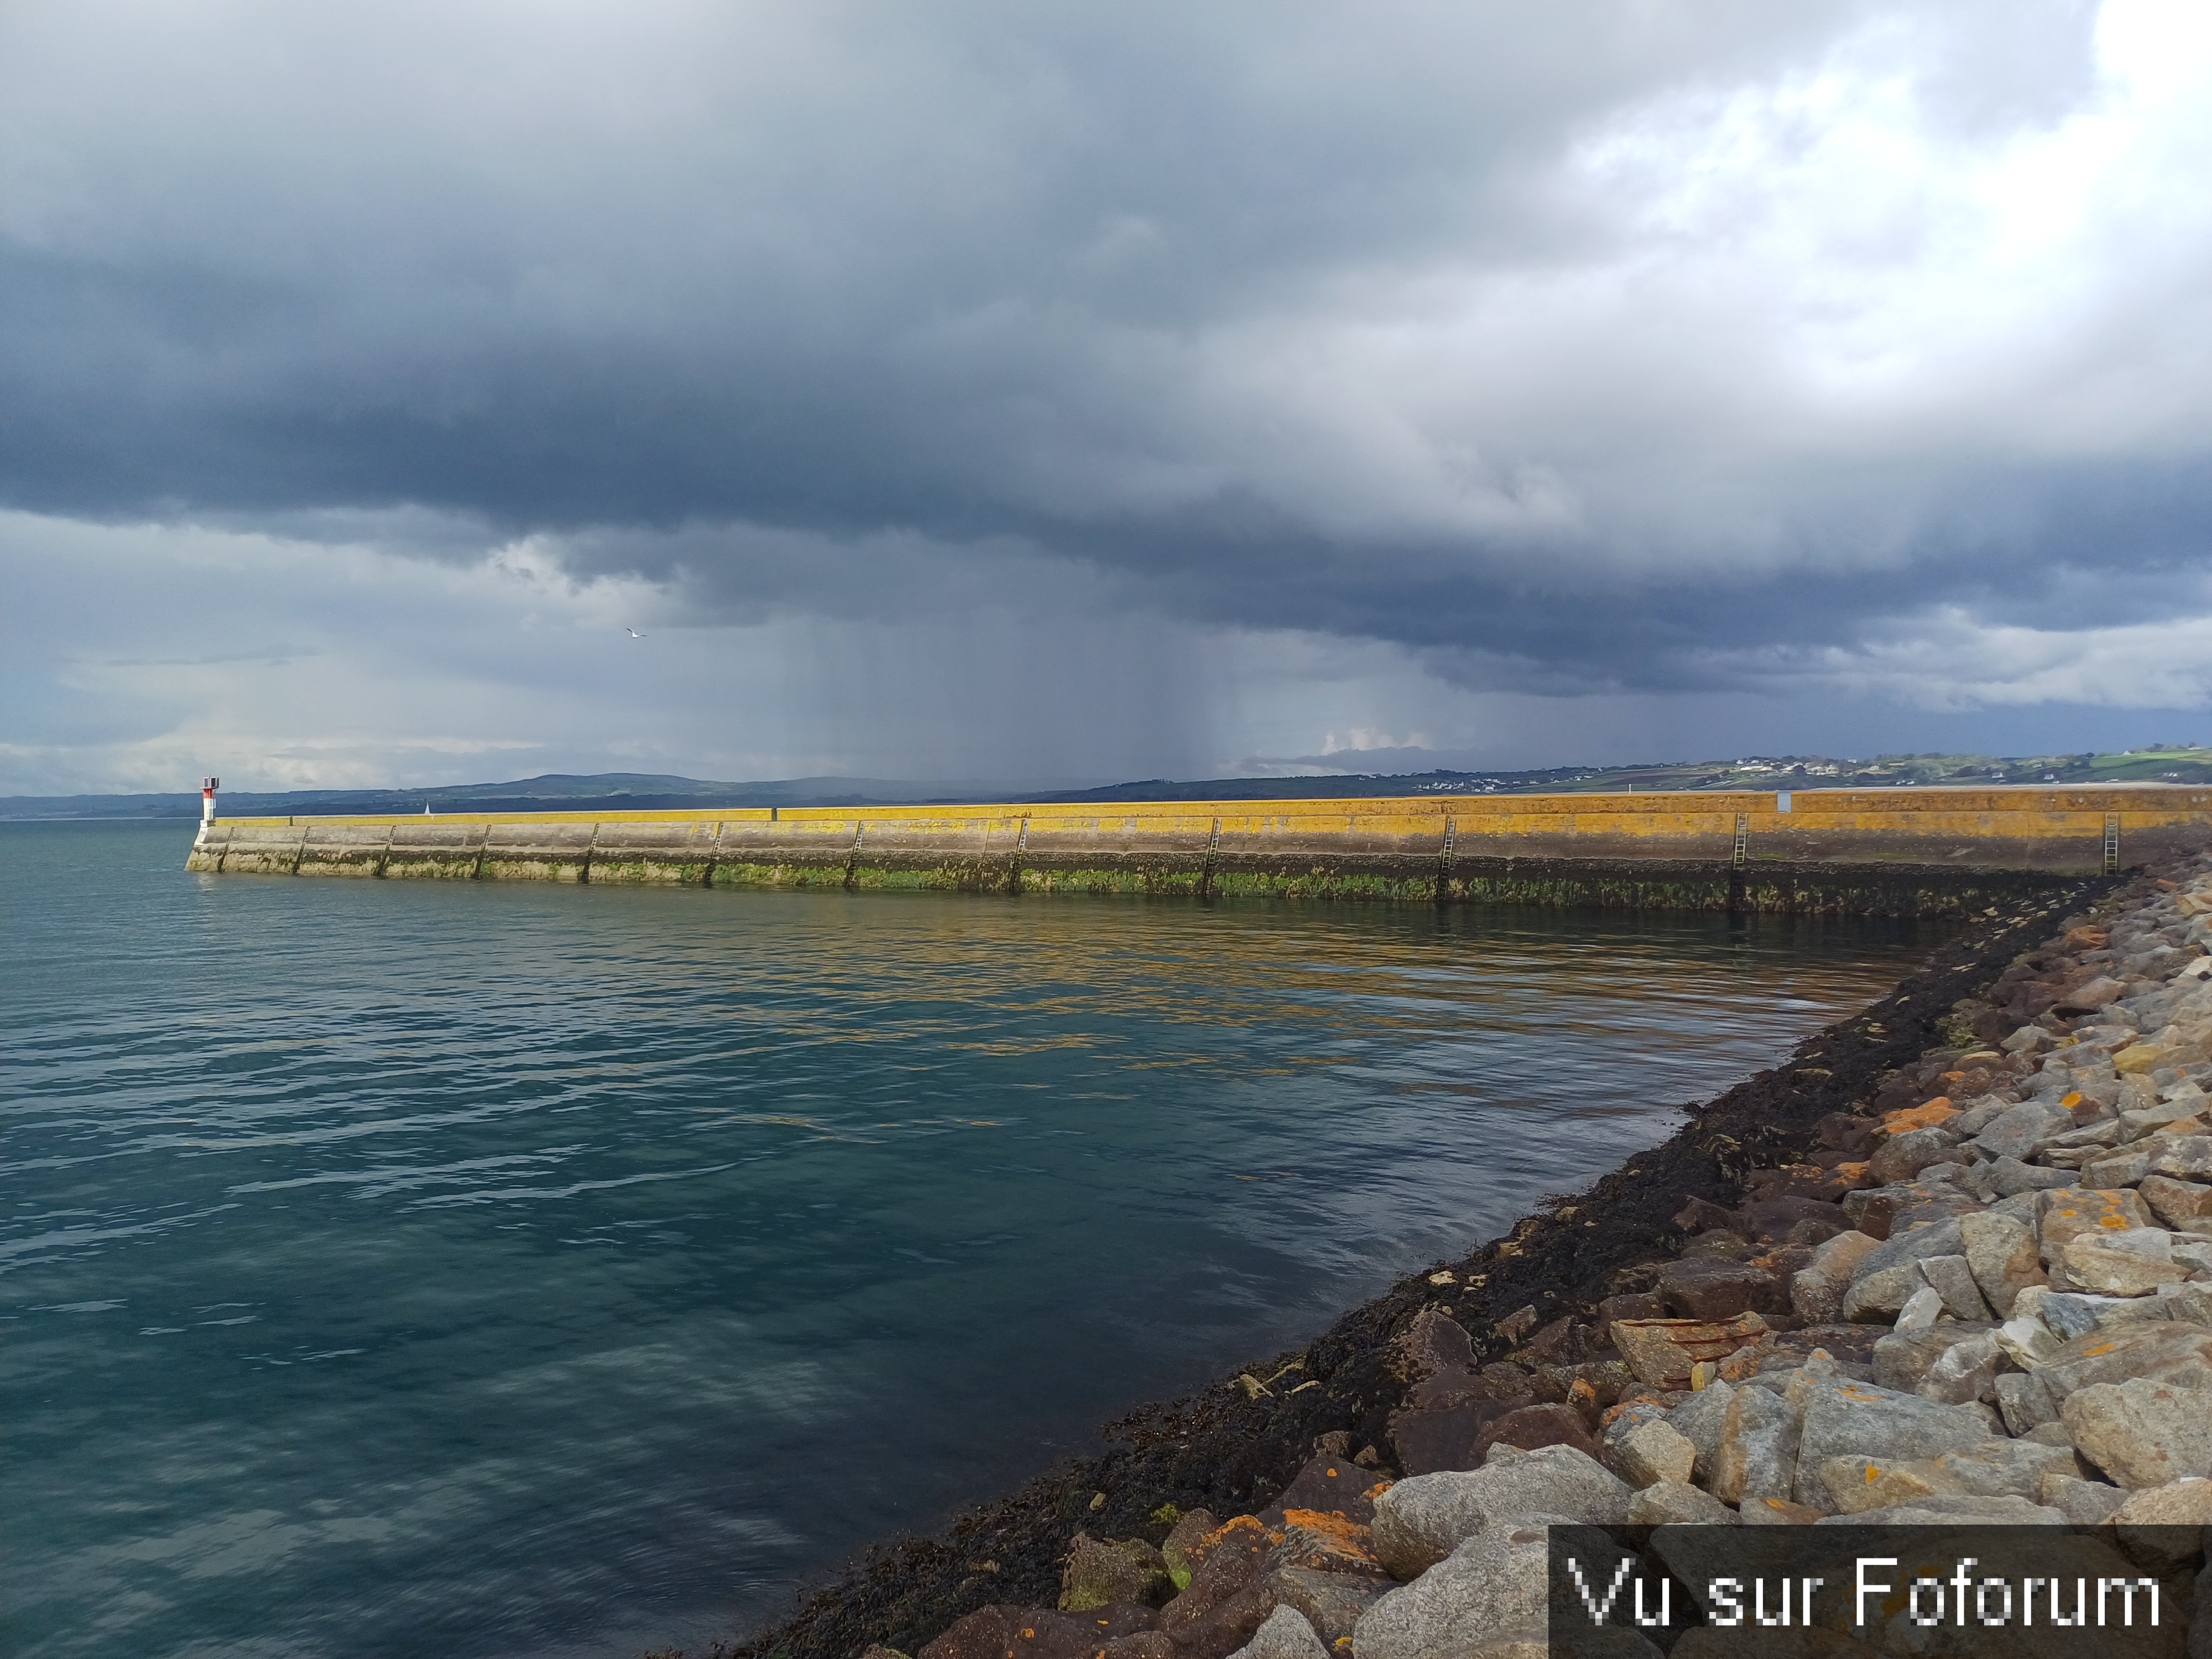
[625,627,648,639]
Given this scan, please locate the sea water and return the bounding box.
[0,821,1941,1658]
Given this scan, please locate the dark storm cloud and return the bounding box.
[3,0,2199,700]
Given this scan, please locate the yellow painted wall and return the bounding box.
[206,784,2212,840]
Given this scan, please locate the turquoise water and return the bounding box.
[1,821,1939,1658]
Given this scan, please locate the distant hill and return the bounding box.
[0,773,1102,821]
[7,747,2211,821]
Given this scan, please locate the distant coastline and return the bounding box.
[11,745,2212,821]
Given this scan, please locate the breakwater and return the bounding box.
[189,786,2212,913]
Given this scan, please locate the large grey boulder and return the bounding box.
[1598,1402,1669,1478]
[1845,1181,1982,1239]
[1979,1156,2076,1197]
[1844,1266,1939,1323]
[1792,1376,1994,1511]
[1996,1311,2065,1370]
[1960,1211,2046,1315]
[2059,975,2127,1013]
[2151,1136,2212,1180]
[1973,1100,2075,1162]
[1710,1385,1801,1505]
[1918,1254,1996,1321]
[2040,1472,2130,1524]
[2010,1317,2212,1428]
[1952,1094,2025,1136]
[1873,1324,1973,1391]
[2112,1479,2212,1572]
[2166,1283,2212,1324]
[1994,1371,2048,1434]
[2141,1173,2212,1225]
[1790,1231,1880,1323]
[2081,1151,2154,1188]
[1869,1125,1961,1186]
[1842,1218,1970,1321]
[1369,1447,1630,1579]
[2077,1075,2126,1114]
[2065,1228,2188,1296]
[1850,1216,1968,1286]
[2064,1376,2212,1487]
[1778,1347,1848,1404]
[1931,1438,2083,1496]
[1892,1285,1945,1333]
[1989,1188,2047,1225]
[2038,1188,2156,1262]
[1914,1329,2005,1406]
[1610,1419,1694,1489]
[2119,1102,2206,1139]
[2038,1290,2164,1339]
[1825,1437,2080,1514]
[2174,1236,2212,1274]
[1265,1566,1390,1651]
[1664,1381,1735,1486]
[1352,1517,1562,1659]
[1228,1605,1329,1659]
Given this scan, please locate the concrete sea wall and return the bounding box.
[186,786,2212,914]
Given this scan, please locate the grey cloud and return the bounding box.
[1,0,2198,719]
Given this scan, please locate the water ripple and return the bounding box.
[1,822,1943,1659]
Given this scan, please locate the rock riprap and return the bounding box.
[790,852,2212,1658]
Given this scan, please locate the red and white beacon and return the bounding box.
[201,776,220,824]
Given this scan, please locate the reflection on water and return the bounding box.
[0,822,1943,1658]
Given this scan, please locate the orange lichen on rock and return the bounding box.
[1880,1097,1957,1136]
[1182,1513,1270,1578]
[1276,1509,1380,1574]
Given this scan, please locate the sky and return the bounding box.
[6,0,2212,795]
